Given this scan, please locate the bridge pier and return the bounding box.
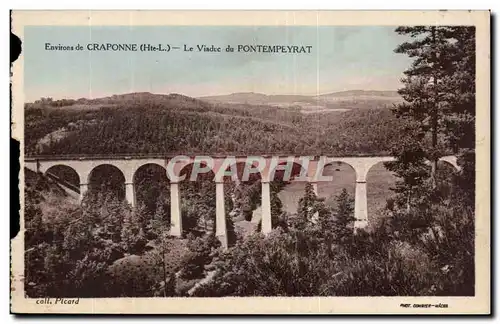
[354,180,368,228]
[215,181,228,249]
[261,181,272,234]
[125,182,136,208]
[310,181,319,224]
[170,182,183,237]
[79,183,88,202]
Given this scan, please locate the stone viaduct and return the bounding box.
[24,154,459,248]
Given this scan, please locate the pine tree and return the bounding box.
[441,27,475,151]
[442,27,476,206]
[121,205,147,254]
[154,197,166,222]
[147,195,169,237]
[297,183,316,221]
[294,183,326,230]
[150,233,175,297]
[332,189,356,244]
[389,26,475,209]
[24,192,45,247]
[385,129,432,211]
[225,212,237,246]
[270,182,286,229]
[393,26,457,187]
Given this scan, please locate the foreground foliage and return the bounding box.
[193,175,474,296]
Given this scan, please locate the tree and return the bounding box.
[389,26,476,208]
[146,195,170,239]
[180,179,216,236]
[385,130,432,212]
[442,27,476,207]
[181,233,220,280]
[393,26,458,186]
[296,183,316,225]
[331,189,356,244]
[24,188,45,247]
[380,26,476,296]
[223,186,238,246]
[441,27,475,152]
[121,204,147,254]
[293,183,326,230]
[148,229,176,297]
[270,182,284,227]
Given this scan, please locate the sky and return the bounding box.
[23,26,413,102]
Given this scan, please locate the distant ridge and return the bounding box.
[315,90,400,98]
[199,92,312,104]
[199,90,402,111]
[200,90,400,102]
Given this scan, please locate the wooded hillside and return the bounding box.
[25,92,404,156]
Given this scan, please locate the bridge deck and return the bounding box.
[24,153,394,161]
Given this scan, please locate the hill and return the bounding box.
[315,90,400,98]
[24,91,406,156]
[199,90,402,112]
[200,92,313,104]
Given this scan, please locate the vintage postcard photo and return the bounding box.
[10,10,490,314]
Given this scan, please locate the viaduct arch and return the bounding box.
[25,155,460,248]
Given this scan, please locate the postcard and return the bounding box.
[10,10,490,314]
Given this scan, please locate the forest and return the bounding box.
[24,26,476,297]
[25,92,404,157]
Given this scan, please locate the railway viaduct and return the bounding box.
[24,154,459,248]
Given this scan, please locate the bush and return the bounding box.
[195,183,475,297]
[180,234,220,280]
[107,254,161,297]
